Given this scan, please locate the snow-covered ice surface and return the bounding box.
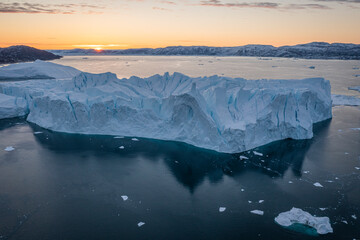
[275,207,333,235]
[0,93,28,119]
[332,94,360,106]
[0,61,333,153]
[0,60,80,80]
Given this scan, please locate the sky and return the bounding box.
[0,0,359,49]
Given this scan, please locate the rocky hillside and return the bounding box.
[0,45,62,64]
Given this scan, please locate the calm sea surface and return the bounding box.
[0,56,360,240]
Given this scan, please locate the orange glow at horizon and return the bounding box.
[0,0,359,50]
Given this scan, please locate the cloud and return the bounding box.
[199,0,330,9]
[152,6,172,11]
[200,0,279,8]
[160,1,177,4]
[284,3,331,9]
[0,2,104,14]
[315,0,360,2]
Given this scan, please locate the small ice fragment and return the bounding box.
[325,180,333,183]
[314,182,323,187]
[239,155,248,160]
[253,151,263,156]
[248,201,252,203]
[119,146,125,149]
[319,208,327,211]
[345,152,349,155]
[241,189,245,192]
[131,138,139,141]
[335,177,339,180]
[259,200,264,203]
[175,161,179,164]
[355,167,360,170]
[219,207,226,212]
[351,128,360,131]
[34,131,43,134]
[261,160,265,163]
[137,222,145,227]
[4,146,15,151]
[250,210,264,215]
[303,171,309,174]
[352,215,357,220]
[342,220,348,224]
[121,195,128,201]
[288,181,293,184]
[114,136,124,139]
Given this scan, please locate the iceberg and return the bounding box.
[0,60,80,80]
[331,94,360,106]
[0,62,332,153]
[275,207,333,235]
[349,86,360,93]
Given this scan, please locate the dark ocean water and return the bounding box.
[0,106,359,240]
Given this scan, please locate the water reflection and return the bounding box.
[27,119,331,193]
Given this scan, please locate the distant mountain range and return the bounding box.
[0,45,61,64]
[49,42,360,60]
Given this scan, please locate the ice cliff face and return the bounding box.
[0,62,332,153]
[0,93,28,119]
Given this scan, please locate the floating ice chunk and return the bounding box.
[250,210,264,216]
[303,171,309,174]
[219,207,226,212]
[121,195,128,201]
[319,208,327,211]
[239,155,248,160]
[332,94,360,106]
[137,222,145,227]
[241,189,245,192]
[342,220,348,224]
[119,146,125,149]
[313,182,323,187]
[114,136,124,139]
[355,167,360,170]
[259,200,264,203]
[351,215,357,220]
[33,131,43,134]
[351,128,360,131]
[248,201,252,203]
[131,138,139,141]
[275,208,333,235]
[253,151,263,156]
[349,86,360,92]
[289,181,293,184]
[4,146,15,151]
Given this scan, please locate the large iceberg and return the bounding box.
[0,62,332,153]
[0,60,80,80]
[275,207,333,235]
